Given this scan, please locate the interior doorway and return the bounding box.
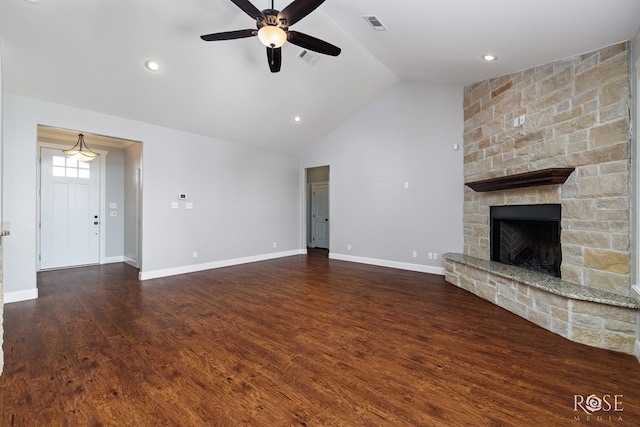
[37,126,142,271]
[306,166,330,251]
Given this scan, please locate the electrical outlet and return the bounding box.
[412,251,417,258]
[513,117,519,127]
[428,252,433,260]
[273,242,277,248]
[519,114,526,125]
[433,253,438,260]
[348,244,352,250]
[192,251,198,259]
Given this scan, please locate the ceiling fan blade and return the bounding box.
[200,29,256,41]
[230,0,263,20]
[287,30,341,56]
[267,47,282,73]
[278,0,325,26]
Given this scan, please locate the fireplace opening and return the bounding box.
[490,204,561,278]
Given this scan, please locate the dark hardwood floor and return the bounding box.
[2,249,640,426]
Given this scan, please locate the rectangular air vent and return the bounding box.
[363,15,387,31]
[298,49,319,65]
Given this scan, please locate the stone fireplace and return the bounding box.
[444,42,639,354]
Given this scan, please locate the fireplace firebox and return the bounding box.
[490,204,561,277]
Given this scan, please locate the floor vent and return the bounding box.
[363,15,387,31]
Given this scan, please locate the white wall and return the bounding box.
[102,145,125,260]
[124,143,142,266]
[2,94,302,300]
[1,38,5,375]
[302,81,464,274]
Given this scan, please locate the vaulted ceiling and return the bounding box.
[2,0,640,156]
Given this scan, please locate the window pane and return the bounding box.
[67,159,78,168]
[78,162,90,169]
[66,168,78,178]
[52,166,65,177]
[78,169,90,179]
[53,156,66,166]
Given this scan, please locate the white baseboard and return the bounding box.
[4,288,39,304]
[124,257,139,268]
[139,249,305,281]
[102,256,125,264]
[329,253,446,276]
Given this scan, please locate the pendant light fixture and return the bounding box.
[63,133,98,161]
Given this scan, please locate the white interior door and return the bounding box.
[311,183,329,249]
[40,147,101,269]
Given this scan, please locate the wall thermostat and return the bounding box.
[178,193,188,200]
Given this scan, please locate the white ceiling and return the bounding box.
[1,0,640,156]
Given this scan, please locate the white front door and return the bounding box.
[40,147,101,269]
[311,183,329,249]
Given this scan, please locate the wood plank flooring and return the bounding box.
[2,249,640,426]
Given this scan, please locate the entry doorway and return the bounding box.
[37,126,142,271]
[39,146,103,269]
[306,166,330,250]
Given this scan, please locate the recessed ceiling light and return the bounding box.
[482,54,498,62]
[144,60,160,72]
[293,116,302,123]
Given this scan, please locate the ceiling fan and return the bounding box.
[200,0,341,73]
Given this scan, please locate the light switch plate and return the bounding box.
[171,202,179,209]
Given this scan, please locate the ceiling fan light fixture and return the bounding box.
[258,25,287,48]
[63,133,99,161]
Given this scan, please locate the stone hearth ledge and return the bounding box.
[443,253,638,309]
[444,252,638,353]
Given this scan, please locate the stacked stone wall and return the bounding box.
[463,42,631,296]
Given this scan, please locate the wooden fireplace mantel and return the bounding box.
[465,167,575,192]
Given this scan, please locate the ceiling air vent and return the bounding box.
[363,15,387,31]
[298,49,319,66]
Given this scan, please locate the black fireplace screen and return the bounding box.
[490,204,561,278]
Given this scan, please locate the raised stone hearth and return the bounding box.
[444,253,638,353]
[453,42,638,354]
